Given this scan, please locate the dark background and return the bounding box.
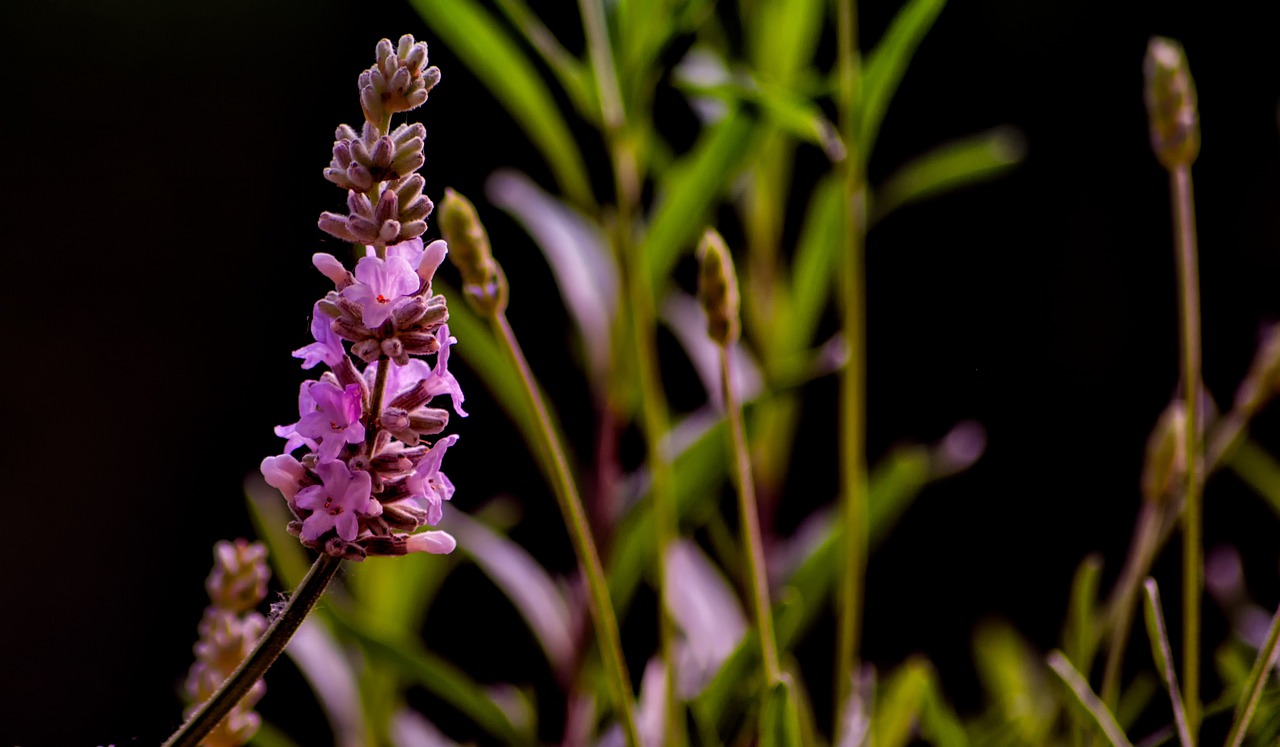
[5,0,1280,744]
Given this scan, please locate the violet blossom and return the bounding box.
[343,254,420,328]
[294,381,365,461]
[295,460,375,542]
[406,433,457,526]
[292,302,346,370]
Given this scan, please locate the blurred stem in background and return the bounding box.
[835,0,870,734]
[439,190,642,747]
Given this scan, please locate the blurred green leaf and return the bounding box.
[249,720,300,747]
[918,666,970,747]
[786,174,845,349]
[977,622,1058,744]
[1047,651,1133,747]
[871,127,1025,223]
[326,608,532,746]
[873,657,932,747]
[490,0,596,117]
[676,80,843,160]
[245,478,311,590]
[749,0,825,85]
[449,511,575,675]
[860,0,947,156]
[1140,580,1194,747]
[643,109,756,291]
[1114,673,1157,731]
[409,0,593,207]
[1225,438,1280,519]
[1062,553,1102,675]
[760,678,804,747]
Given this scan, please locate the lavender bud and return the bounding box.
[316,299,342,318]
[312,253,354,288]
[376,38,394,65]
[396,34,416,59]
[348,215,381,243]
[361,531,412,554]
[395,173,425,205]
[332,356,366,398]
[352,339,382,362]
[371,136,394,169]
[360,85,383,125]
[406,88,429,109]
[439,188,505,316]
[391,150,425,176]
[401,194,433,222]
[399,330,440,355]
[392,122,426,146]
[378,219,403,243]
[332,140,352,167]
[336,123,360,142]
[400,219,428,241]
[345,163,373,192]
[350,137,371,167]
[334,295,365,323]
[375,189,400,223]
[696,229,741,346]
[403,43,427,73]
[347,190,374,219]
[389,379,432,411]
[390,66,411,95]
[409,408,450,435]
[382,337,409,365]
[393,295,429,328]
[318,212,358,243]
[1144,37,1199,169]
[382,407,411,432]
[422,67,441,92]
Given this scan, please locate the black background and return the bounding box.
[5,0,1280,744]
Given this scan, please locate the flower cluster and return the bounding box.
[261,35,461,560]
[183,540,271,747]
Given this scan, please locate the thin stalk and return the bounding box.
[577,0,680,740]
[163,554,344,747]
[490,313,641,747]
[835,0,869,731]
[1171,164,1202,735]
[720,346,781,684]
[1141,579,1194,747]
[1049,651,1136,747]
[366,360,390,451]
[1223,600,1280,747]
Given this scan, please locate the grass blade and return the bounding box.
[871,127,1025,223]
[1048,650,1135,747]
[1224,600,1280,747]
[1141,579,1194,747]
[860,0,947,155]
[408,0,593,207]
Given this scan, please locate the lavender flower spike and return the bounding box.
[295,381,366,461]
[343,254,420,328]
[295,459,375,542]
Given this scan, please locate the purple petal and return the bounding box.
[406,530,456,554]
[386,237,424,270]
[418,239,448,286]
[293,303,345,369]
[313,253,349,285]
[300,511,336,542]
[296,484,327,511]
[343,469,373,514]
[261,455,305,500]
[334,511,359,541]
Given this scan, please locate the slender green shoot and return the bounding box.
[1223,600,1280,747]
[1141,579,1194,747]
[1048,651,1135,747]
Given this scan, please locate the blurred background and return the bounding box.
[4,0,1280,744]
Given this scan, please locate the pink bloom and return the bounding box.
[260,454,307,502]
[423,325,467,416]
[343,254,419,328]
[295,381,366,461]
[406,530,456,554]
[406,434,458,525]
[295,460,374,542]
[274,382,319,454]
[292,302,346,370]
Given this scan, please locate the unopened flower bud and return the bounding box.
[370,136,394,169]
[382,337,409,365]
[389,379,433,411]
[409,408,450,436]
[1144,37,1199,169]
[393,295,429,328]
[407,530,456,555]
[439,188,506,316]
[399,330,441,355]
[313,253,354,289]
[206,540,270,615]
[378,502,430,532]
[1141,400,1187,504]
[352,339,382,363]
[318,212,359,243]
[696,229,740,345]
[400,219,428,241]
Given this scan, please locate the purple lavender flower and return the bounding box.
[295,381,366,461]
[292,302,346,370]
[342,254,419,328]
[423,324,466,416]
[274,382,320,454]
[260,454,307,502]
[406,433,458,525]
[295,460,375,542]
[406,530,456,555]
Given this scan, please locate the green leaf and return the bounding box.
[1062,553,1102,675]
[248,720,300,747]
[325,608,532,746]
[860,0,947,156]
[489,0,596,118]
[1047,651,1134,747]
[643,109,756,291]
[872,658,932,747]
[449,511,575,674]
[749,0,825,85]
[1141,579,1194,747]
[918,666,970,747]
[408,0,593,207]
[1225,437,1280,519]
[786,174,845,348]
[975,621,1058,744]
[676,80,843,160]
[760,678,804,747]
[871,127,1025,223]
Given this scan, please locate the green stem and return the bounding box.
[835,0,868,731]
[1223,600,1280,747]
[490,313,641,747]
[1171,164,1202,737]
[162,554,344,747]
[577,0,679,740]
[1048,651,1136,747]
[720,347,781,685]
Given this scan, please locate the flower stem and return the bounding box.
[576,0,680,740]
[490,313,641,747]
[1171,163,1202,737]
[366,358,390,451]
[720,347,781,685]
[835,0,869,732]
[1224,599,1280,747]
[162,553,343,747]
